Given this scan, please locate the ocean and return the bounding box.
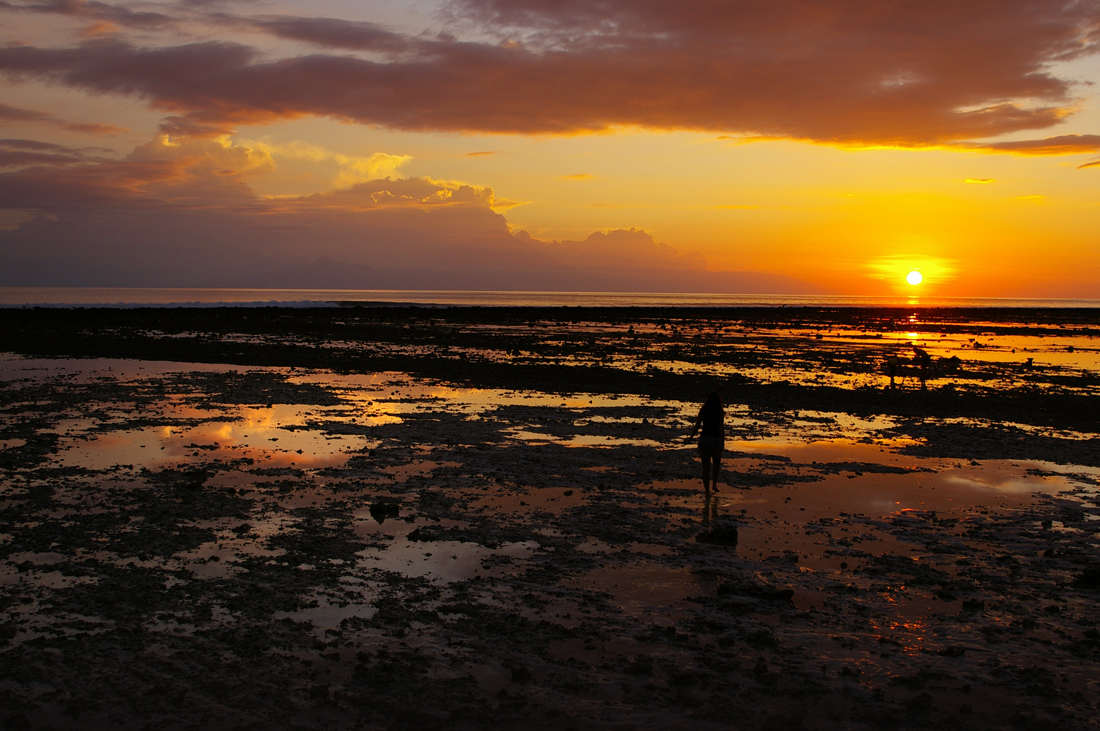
[1,286,1098,308]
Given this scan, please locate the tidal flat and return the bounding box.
[1,306,1098,730]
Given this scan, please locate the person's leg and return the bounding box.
[711,454,721,492]
[701,454,712,492]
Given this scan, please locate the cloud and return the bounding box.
[0,137,92,166]
[0,133,276,211]
[562,173,592,180]
[964,178,994,184]
[79,19,119,37]
[967,134,1100,155]
[0,136,517,285]
[1079,159,1100,169]
[0,1,1097,145]
[234,14,420,55]
[0,102,125,135]
[466,151,496,157]
[0,129,819,293]
[548,228,707,272]
[236,139,412,190]
[1,0,177,30]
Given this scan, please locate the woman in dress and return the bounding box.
[690,391,724,493]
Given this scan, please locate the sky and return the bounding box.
[1,0,1099,296]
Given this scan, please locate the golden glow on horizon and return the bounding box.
[865,255,957,291]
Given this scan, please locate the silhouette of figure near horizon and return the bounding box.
[690,391,724,494]
[912,345,931,389]
[885,353,901,389]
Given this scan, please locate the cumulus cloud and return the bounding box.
[0,0,1097,145]
[235,139,412,191]
[547,229,707,272]
[0,129,819,292]
[0,133,275,211]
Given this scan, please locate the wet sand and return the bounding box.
[0,307,1098,730]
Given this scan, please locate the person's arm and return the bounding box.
[689,408,702,438]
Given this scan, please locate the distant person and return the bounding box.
[884,354,901,389]
[690,391,724,494]
[912,346,931,389]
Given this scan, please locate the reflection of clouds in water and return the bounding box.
[54,400,378,471]
[942,473,1076,495]
[275,594,378,631]
[357,539,537,584]
[500,425,667,449]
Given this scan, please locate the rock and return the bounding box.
[369,502,400,524]
[1072,565,1100,589]
[717,580,793,603]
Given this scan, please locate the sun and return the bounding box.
[906,270,923,286]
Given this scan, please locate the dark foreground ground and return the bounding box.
[0,306,1098,730]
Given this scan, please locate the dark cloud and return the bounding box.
[0,102,125,135]
[0,103,45,122]
[971,133,1100,154]
[0,137,71,150]
[0,132,821,293]
[1,0,1097,144]
[0,148,83,166]
[0,137,110,167]
[240,15,421,55]
[1,0,176,29]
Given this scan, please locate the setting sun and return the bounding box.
[906,271,924,286]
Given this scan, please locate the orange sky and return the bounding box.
[1,0,1098,296]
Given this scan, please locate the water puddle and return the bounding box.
[472,487,586,514]
[275,592,378,629]
[357,536,537,584]
[567,562,719,619]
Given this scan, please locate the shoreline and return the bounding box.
[1,308,1098,729]
[2,287,1100,309]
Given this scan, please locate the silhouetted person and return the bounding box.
[690,391,724,494]
[912,346,931,389]
[884,354,901,389]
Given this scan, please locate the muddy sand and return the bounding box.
[1,306,1098,730]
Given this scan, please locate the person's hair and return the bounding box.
[704,391,722,410]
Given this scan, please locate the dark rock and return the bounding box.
[1072,564,1100,589]
[369,502,401,524]
[718,580,793,604]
